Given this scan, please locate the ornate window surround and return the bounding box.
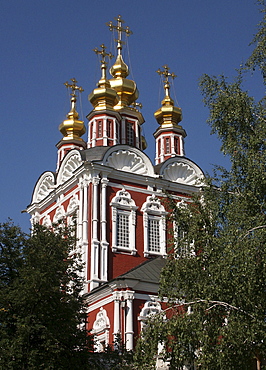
[138,300,162,331]
[92,307,110,352]
[173,200,195,258]
[110,189,138,255]
[141,195,167,258]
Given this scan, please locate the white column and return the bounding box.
[90,175,100,290]
[100,177,109,281]
[113,291,121,346]
[125,291,134,351]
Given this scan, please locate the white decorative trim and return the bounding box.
[57,150,82,185]
[107,150,147,174]
[67,194,79,215]
[92,307,110,352]
[33,172,55,203]
[102,145,154,176]
[110,189,138,255]
[42,214,52,228]
[141,195,167,257]
[138,300,162,330]
[160,157,204,186]
[53,204,65,223]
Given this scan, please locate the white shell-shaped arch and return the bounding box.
[53,205,65,223]
[57,150,82,185]
[102,145,154,176]
[160,157,204,186]
[67,194,79,214]
[42,214,52,228]
[32,172,55,203]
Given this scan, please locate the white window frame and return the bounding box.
[141,195,167,258]
[138,300,162,331]
[173,200,195,258]
[92,307,110,352]
[110,189,138,255]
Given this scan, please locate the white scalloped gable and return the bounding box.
[160,157,204,186]
[103,145,154,176]
[57,150,82,185]
[32,172,55,203]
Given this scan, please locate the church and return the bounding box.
[26,16,204,351]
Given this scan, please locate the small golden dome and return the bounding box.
[59,79,86,141]
[89,44,119,111]
[107,15,138,110]
[109,55,139,109]
[154,66,182,127]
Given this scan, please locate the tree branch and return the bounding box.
[163,299,256,320]
[241,225,266,239]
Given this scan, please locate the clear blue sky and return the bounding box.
[0,1,264,232]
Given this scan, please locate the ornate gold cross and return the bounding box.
[156,65,176,84]
[156,65,176,97]
[107,15,132,55]
[93,44,113,65]
[64,78,84,98]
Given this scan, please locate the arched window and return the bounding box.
[174,200,195,258]
[138,300,162,330]
[110,189,138,255]
[92,307,110,352]
[141,195,167,257]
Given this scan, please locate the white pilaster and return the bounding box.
[90,175,100,290]
[100,176,109,281]
[113,291,121,346]
[125,291,134,351]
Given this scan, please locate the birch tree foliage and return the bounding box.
[134,2,266,369]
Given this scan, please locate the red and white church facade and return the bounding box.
[26,16,204,352]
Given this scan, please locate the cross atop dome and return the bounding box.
[93,44,113,82]
[64,78,84,97]
[107,15,132,55]
[156,65,176,99]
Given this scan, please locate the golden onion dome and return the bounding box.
[154,66,182,127]
[59,79,86,141]
[89,44,119,111]
[109,54,139,109]
[107,15,138,110]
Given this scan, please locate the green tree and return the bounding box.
[134,2,266,370]
[0,221,92,369]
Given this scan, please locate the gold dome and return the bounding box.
[89,44,119,111]
[154,66,182,127]
[59,79,86,141]
[109,55,139,109]
[107,15,138,110]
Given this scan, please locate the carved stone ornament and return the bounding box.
[35,173,54,203]
[110,189,137,209]
[163,162,200,185]
[67,195,79,214]
[106,150,148,174]
[58,153,81,184]
[92,307,110,334]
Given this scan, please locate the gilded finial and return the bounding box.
[107,15,132,55]
[132,102,143,109]
[156,65,176,98]
[154,66,182,127]
[93,44,113,82]
[59,78,85,141]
